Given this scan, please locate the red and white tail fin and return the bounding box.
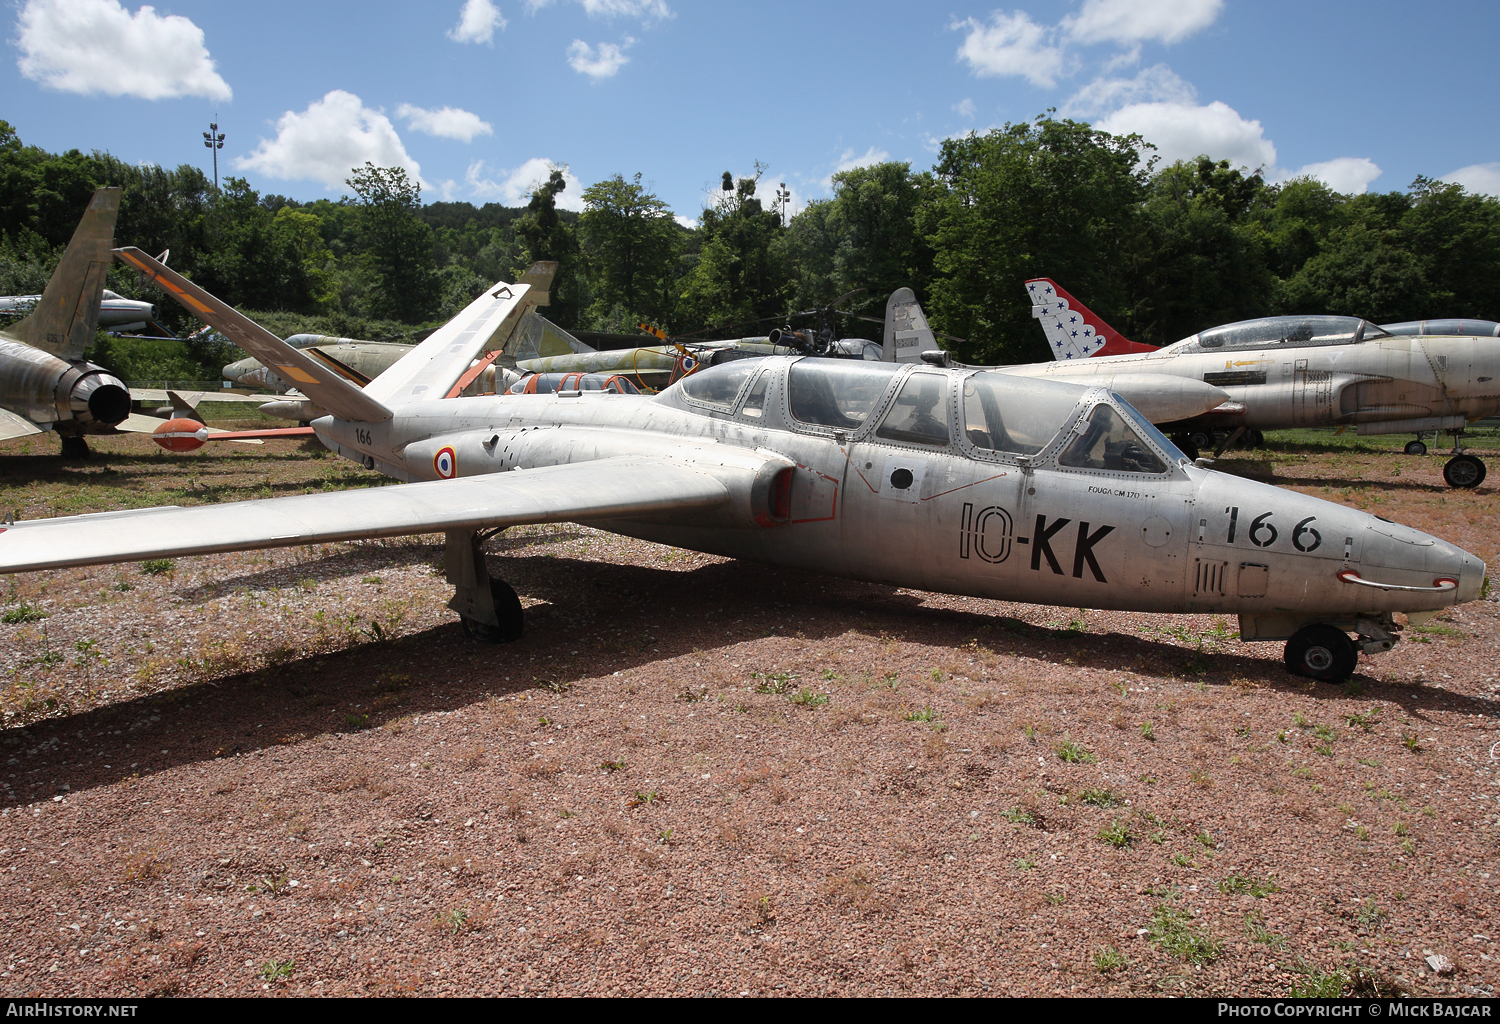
[1025,278,1158,360]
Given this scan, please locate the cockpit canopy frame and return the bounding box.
[1160,315,1389,355]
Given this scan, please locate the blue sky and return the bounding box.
[6,0,1499,224]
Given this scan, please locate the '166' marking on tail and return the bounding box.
[1030,514,1114,582]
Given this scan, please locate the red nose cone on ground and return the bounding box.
[152,417,209,452]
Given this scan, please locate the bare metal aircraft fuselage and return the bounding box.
[309,358,1481,662]
[15,251,1480,685]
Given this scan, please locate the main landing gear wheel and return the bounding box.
[1284,625,1358,683]
[60,436,90,459]
[1443,454,1486,489]
[1172,433,1200,461]
[1404,440,1427,456]
[1245,429,1265,449]
[1188,430,1214,452]
[459,578,525,643]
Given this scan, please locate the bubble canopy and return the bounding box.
[1163,315,1388,354]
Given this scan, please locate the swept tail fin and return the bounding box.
[361,268,547,406]
[883,287,937,363]
[1025,278,1158,360]
[15,188,120,359]
[114,247,392,424]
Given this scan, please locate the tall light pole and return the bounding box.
[777,183,790,227]
[202,120,225,189]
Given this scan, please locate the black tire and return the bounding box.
[1188,430,1213,452]
[60,436,90,459]
[1246,429,1265,449]
[1171,434,1200,461]
[1404,440,1427,456]
[459,578,525,643]
[1284,625,1357,683]
[1443,454,1486,489]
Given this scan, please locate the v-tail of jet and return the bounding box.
[1025,278,1158,360]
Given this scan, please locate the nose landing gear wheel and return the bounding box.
[1443,454,1486,489]
[1284,625,1357,683]
[459,578,525,643]
[1404,440,1427,456]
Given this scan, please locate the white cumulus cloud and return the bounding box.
[1442,163,1500,198]
[819,146,892,191]
[954,97,977,119]
[579,0,671,19]
[1061,64,1195,117]
[1290,157,1382,195]
[464,158,584,211]
[448,0,506,44]
[954,11,1067,87]
[524,0,671,18]
[1063,0,1223,46]
[15,0,231,100]
[567,38,632,78]
[1095,99,1276,171]
[396,104,493,142]
[235,90,422,190]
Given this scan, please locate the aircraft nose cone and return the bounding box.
[1359,517,1485,609]
[1456,552,1487,604]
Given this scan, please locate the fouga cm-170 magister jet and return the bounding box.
[0,249,1485,682]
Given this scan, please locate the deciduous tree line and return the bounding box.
[3,115,1498,380]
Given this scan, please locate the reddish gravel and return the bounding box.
[0,435,1496,997]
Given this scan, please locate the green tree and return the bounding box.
[514,167,582,326]
[578,173,678,325]
[1125,158,1275,343]
[345,162,439,323]
[676,166,787,332]
[919,116,1154,364]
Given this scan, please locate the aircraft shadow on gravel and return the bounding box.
[3,551,1490,807]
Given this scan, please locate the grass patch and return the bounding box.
[1146,903,1220,965]
[1054,738,1096,764]
[1218,874,1280,898]
[140,558,175,576]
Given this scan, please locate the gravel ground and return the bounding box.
[0,434,1497,997]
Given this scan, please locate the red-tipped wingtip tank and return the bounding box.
[152,417,208,452]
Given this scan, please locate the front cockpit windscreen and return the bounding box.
[679,359,762,410]
[1166,316,1388,353]
[1059,404,1169,474]
[788,359,903,429]
[877,372,950,446]
[962,373,1083,456]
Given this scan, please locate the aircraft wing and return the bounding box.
[0,407,43,441]
[131,389,269,406]
[113,248,392,424]
[113,413,263,444]
[0,456,728,574]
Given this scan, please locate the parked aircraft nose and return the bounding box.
[1356,516,1486,607]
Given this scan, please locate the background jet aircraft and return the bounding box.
[0,188,134,456]
[0,288,166,336]
[3,247,1484,685]
[1018,277,1500,487]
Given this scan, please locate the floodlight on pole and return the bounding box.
[202,119,225,190]
[776,183,791,227]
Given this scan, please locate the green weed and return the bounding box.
[1054,738,1096,764]
[1146,904,1220,965]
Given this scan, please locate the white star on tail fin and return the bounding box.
[1024,278,1159,360]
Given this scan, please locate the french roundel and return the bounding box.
[434,446,457,479]
[680,355,697,372]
